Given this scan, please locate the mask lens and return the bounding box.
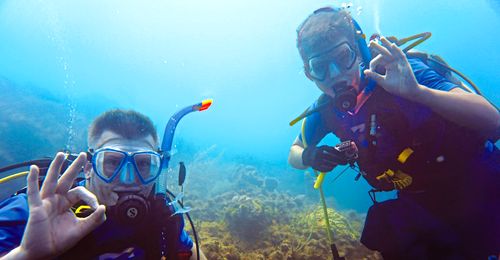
[307,42,356,81]
[335,43,356,70]
[133,152,161,183]
[309,57,329,81]
[95,150,126,180]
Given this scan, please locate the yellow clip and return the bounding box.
[376,169,413,190]
[376,169,395,181]
[74,205,91,214]
[397,148,414,164]
[385,169,395,177]
[392,170,413,190]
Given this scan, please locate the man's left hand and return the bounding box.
[14,153,106,259]
[364,37,422,99]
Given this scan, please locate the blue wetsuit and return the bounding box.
[299,57,500,259]
[0,191,193,259]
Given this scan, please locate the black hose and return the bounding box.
[0,153,79,176]
[331,243,345,260]
[0,158,53,174]
[184,207,200,260]
[166,189,200,260]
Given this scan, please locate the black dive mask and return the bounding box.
[108,192,150,225]
[332,82,357,112]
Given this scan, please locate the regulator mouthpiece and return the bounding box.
[109,193,149,225]
[333,83,357,112]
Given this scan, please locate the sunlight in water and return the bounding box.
[373,0,382,34]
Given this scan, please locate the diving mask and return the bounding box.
[88,147,163,184]
[305,41,359,112]
[307,41,357,82]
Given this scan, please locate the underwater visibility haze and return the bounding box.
[0,0,499,258]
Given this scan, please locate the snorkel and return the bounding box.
[155,99,213,197]
[149,99,212,260]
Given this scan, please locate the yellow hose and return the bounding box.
[389,33,495,109]
[314,173,327,189]
[290,107,311,126]
[301,118,334,244]
[0,171,29,184]
[319,186,334,244]
[302,118,328,189]
[391,32,432,53]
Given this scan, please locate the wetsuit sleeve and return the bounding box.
[177,217,194,251]
[0,194,29,254]
[409,57,459,92]
[298,110,330,147]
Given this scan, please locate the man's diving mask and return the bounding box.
[306,41,357,82]
[88,147,163,184]
[306,41,359,112]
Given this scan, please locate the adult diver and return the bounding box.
[288,7,499,259]
[0,101,212,259]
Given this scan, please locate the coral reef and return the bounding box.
[224,195,269,245]
[181,153,382,259]
[194,204,381,259]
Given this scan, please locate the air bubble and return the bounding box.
[341,2,353,9]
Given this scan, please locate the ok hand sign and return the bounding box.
[8,152,106,259]
[364,37,423,100]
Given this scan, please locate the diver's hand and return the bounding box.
[364,37,423,100]
[302,145,348,172]
[15,152,106,259]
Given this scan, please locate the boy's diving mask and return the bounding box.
[307,41,357,82]
[295,6,375,115]
[306,41,359,112]
[88,147,163,184]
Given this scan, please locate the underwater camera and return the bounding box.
[334,140,358,164]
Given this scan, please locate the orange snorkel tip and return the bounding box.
[194,99,213,111]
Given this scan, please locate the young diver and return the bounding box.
[0,109,207,259]
[288,7,500,259]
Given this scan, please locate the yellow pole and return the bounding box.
[301,118,334,243]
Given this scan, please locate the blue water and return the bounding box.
[0,0,499,212]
